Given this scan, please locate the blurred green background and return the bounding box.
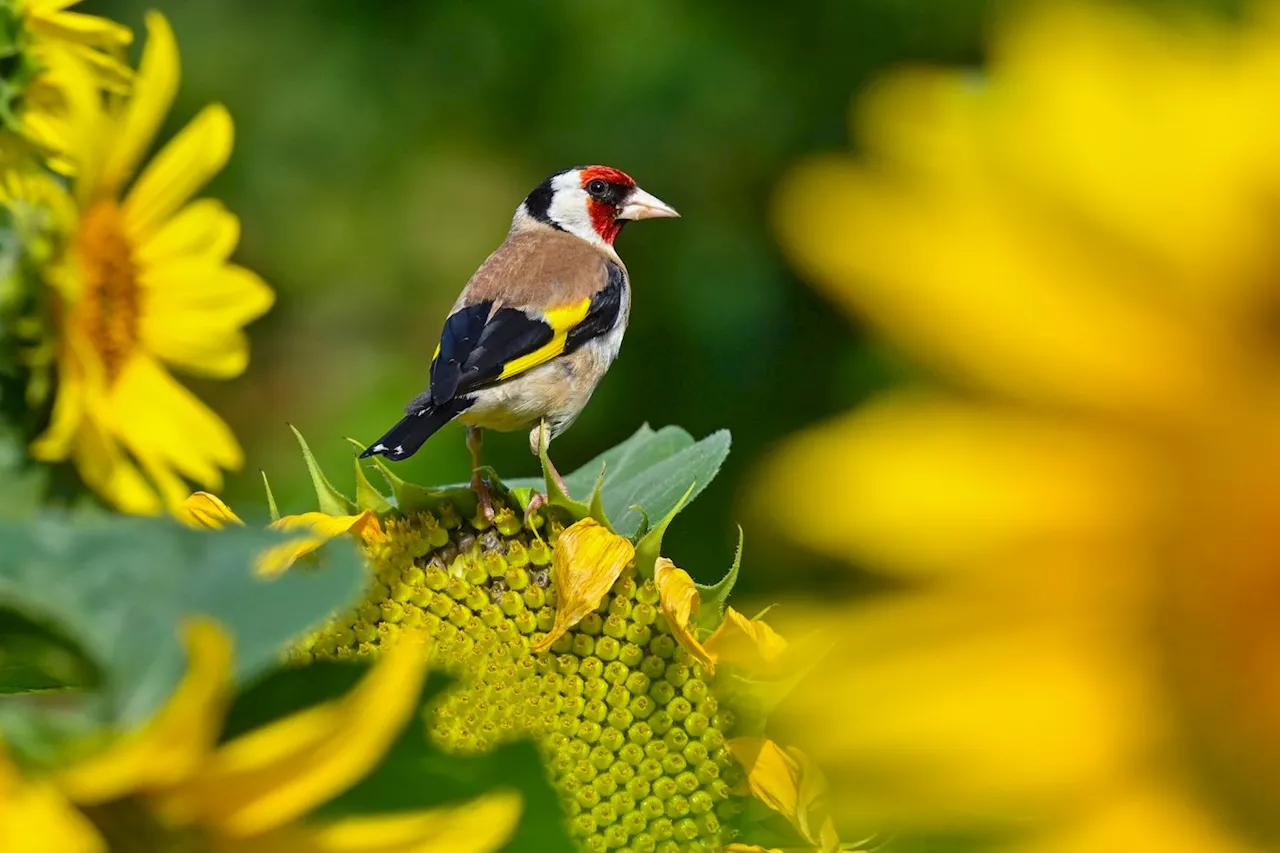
[77,0,991,594]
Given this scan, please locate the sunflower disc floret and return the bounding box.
[299,503,744,853]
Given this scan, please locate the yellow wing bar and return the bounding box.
[498,298,592,380]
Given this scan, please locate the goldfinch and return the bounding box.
[361,165,678,515]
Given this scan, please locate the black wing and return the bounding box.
[427,260,627,407]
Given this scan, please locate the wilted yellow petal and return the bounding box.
[653,557,715,672]
[59,619,231,803]
[257,511,382,578]
[160,633,429,836]
[230,790,522,853]
[177,492,244,530]
[727,738,840,853]
[705,607,789,678]
[533,519,634,652]
[0,745,105,853]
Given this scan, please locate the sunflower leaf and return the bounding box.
[0,515,365,739]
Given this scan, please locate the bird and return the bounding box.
[360,165,679,519]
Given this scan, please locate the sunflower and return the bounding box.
[3,0,133,163]
[0,619,521,853]
[27,11,273,515]
[176,427,846,853]
[758,2,1280,851]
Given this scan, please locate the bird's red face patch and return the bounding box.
[580,166,636,244]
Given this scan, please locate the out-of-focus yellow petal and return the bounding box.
[123,104,233,240]
[533,519,635,652]
[653,557,715,672]
[772,597,1152,831]
[227,791,522,853]
[0,745,105,853]
[134,199,240,266]
[704,607,788,678]
[177,492,245,530]
[754,392,1159,579]
[256,510,381,578]
[99,11,179,196]
[774,156,1218,422]
[1010,785,1257,853]
[727,738,840,853]
[159,633,429,836]
[58,619,231,803]
[140,262,275,334]
[109,354,243,497]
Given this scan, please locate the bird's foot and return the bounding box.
[471,471,496,521]
[524,492,548,530]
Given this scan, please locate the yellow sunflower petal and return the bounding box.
[704,607,788,678]
[0,770,105,853]
[99,11,179,196]
[772,596,1150,830]
[71,411,163,516]
[226,791,522,853]
[134,199,240,266]
[257,511,382,578]
[28,360,84,462]
[109,354,243,490]
[28,10,132,49]
[653,557,715,673]
[754,392,1158,579]
[58,619,232,803]
[774,154,1217,421]
[1010,785,1258,853]
[727,738,840,853]
[140,261,275,334]
[533,519,635,652]
[158,632,429,837]
[123,103,233,240]
[177,492,245,530]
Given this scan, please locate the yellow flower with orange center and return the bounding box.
[760,3,1280,852]
[27,11,273,514]
[0,619,521,853]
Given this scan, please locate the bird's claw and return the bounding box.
[471,472,496,521]
[525,492,548,530]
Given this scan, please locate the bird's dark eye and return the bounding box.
[586,179,608,198]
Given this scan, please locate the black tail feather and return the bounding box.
[359,397,472,461]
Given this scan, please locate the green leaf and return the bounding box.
[0,515,365,731]
[695,525,742,635]
[365,449,479,518]
[604,429,731,538]
[0,608,97,694]
[290,424,357,516]
[506,426,731,540]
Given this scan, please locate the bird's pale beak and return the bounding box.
[617,187,680,220]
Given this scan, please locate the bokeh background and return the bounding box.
[76,0,1231,596]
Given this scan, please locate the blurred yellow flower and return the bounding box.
[0,619,521,853]
[179,491,383,578]
[7,0,132,167]
[28,11,273,515]
[762,2,1280,851]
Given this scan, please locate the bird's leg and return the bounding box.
[466,426,495,521]
[524,420,569,530]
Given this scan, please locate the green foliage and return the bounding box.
[509,424,731,539]
[0,515,365,734]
